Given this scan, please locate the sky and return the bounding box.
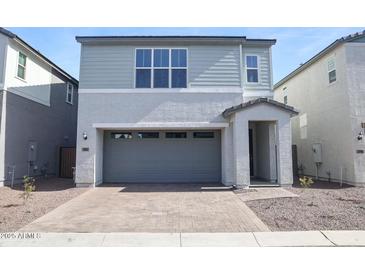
[7,27,365,83]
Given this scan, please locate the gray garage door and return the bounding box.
[103,130,221,183]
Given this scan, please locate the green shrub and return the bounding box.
[299,176,314,188]
[20,176,36,203]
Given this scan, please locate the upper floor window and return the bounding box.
[135,48,187,88]
[66,82,74,104]
[328,58,336,84]
[246,55,259,83]
[17,52,27,80]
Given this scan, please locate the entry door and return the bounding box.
[249,129,254,176]
[59,147,76,178]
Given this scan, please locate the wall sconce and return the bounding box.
[357,131,364,141]
[83,132,88,140]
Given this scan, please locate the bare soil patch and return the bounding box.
[0,178,87,232]
[245,180,365,231]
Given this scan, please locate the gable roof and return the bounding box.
[274,30,365,89]
[0,28,78,84]
[222,97,298,118]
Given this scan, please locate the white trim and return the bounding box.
[134,48,188,89]
[269,47,274,90]
[79,88,243,94]
[244,54,260,85]
[239,44,243,88]
[92,122,229,130]
[243,91,273,98]
[66,82,74,104]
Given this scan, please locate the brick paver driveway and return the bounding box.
[19,184,269,233]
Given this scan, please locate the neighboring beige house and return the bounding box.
[274,31,365,187]
[75,35,298,188]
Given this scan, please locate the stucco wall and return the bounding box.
[274,44,358,184]
[4,40,53,106]
[231,104,293,187]
[345,43,365,185]
[75,91,242,184]
[1,70,78,184]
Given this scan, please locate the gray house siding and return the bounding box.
[79,44,243,89]
[189,45,241,87]
[2,70,78,182]
[242,46,272,92]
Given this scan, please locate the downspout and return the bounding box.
[239,43,244,101]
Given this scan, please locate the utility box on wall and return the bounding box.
[28,141,38,162]
[312,143,322,163]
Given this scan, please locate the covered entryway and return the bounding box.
[222,98,299,187]
[249,121,278,185]
[103,130,221,183]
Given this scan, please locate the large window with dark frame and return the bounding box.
[135,48,187,88]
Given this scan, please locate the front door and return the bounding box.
[249,129,254,176]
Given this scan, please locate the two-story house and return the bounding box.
[0,28,79,186]
[75,35,298,188]
[274,31,365,187]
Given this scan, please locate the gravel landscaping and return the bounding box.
[246,181,365,231]
[0,178,88,232]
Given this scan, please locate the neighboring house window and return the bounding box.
[283,95,288,105]
[17,52,27,80]
[246,55,259,83]
[299,113,308,139]
[66,82,74,104]
[328,58,336,84]
[135,48,187,88]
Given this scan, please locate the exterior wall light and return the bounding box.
[357,131,363,141]
[83,132,88,140]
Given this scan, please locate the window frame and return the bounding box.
[16,51,27,81]
[327,58,336,84]
[245,54,260,84]
[134,48,188,89]
[111,132,133,139]
[193,132,215,139]
[137,131,160,139]
[165,132,187,139]
[66,82,74,104]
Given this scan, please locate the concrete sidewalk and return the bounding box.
[0,231,364,247]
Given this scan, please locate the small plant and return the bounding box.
[20,176,36,204]
[299,176,314,188]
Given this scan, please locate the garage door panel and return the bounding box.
[103,130,221,183]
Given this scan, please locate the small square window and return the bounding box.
[138,132,159,139]
[136,69,151,88]
[172,69,187,88]
[247,69,258,83]
[193,132,214,138]
[329,70,336,83]
[153,69,169,88]
[111,132,133,139]
[165,132,187,139]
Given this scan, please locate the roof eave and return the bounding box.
[75,36,248,44]
[222,97,299,118]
